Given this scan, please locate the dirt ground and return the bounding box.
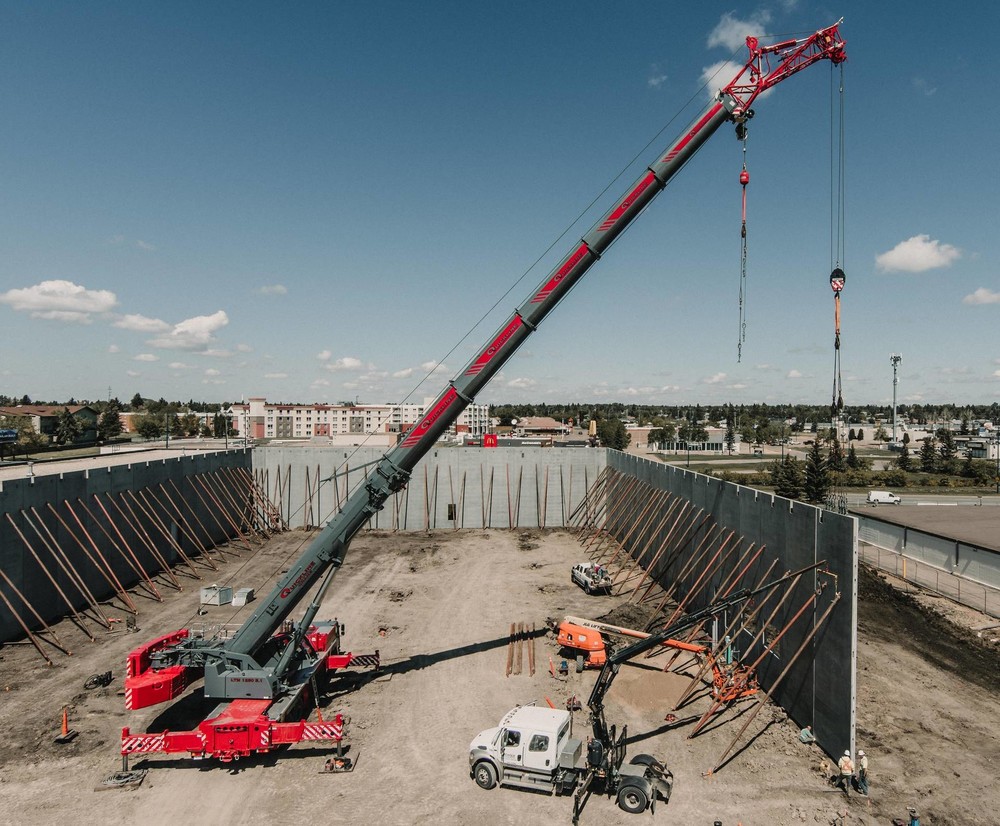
[1,528,998,826]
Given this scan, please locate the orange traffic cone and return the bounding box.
[55,705,78,744]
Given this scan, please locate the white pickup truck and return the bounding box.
[571,562,613,595]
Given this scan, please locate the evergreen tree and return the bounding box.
[937,429,959,474]
[846,443,861,470]
[857,428,864,441]
[803,440,830,504]
[130,393,144,409]
[896,444,912,472]
[828,432,846,472]
[97,400,124,441]
[774,456,803,500]
[919,436,937,473]
[724,409,736,455]
[848,428,856,441]
[54,407,83,445]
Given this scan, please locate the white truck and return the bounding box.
[468,704,672,814]
[867,490,901,505]
[571,562,613,595]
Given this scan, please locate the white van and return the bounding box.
[867,490,901,505]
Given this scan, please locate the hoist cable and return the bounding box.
[737,131,749,362]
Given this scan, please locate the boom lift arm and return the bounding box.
[126,23,846,715]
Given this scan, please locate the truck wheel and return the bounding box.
[576,654,584,673]
[473,761,497,790]
[616,784,648,814]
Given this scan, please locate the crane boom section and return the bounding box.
[135,22,846,697]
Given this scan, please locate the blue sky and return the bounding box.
[1,2,997,409]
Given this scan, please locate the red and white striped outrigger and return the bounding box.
[121,622,378,766]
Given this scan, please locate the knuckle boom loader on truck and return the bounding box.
[121,21,844,769]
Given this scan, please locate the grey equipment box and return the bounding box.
[200,585,233,606]
[232,587,255,607]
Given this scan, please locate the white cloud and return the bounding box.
[701,60,742,99]
[135,239,157,251]
[392,367,414,379]
[659,385,681,392]
[264,372,288,379]
[730,383,748,390]
[707,11,771,51]
[0,280,118,322]
[200,348,233,358]
[134,353,158,362]
[876,234,961,273]
[963,288,1000,305]
[311,378,331,388]
[168,362,190,369]
[257,284,288,295]
[787,369,803,378]
[420,360,449,375]
[114,313,171,332]
[236,343,252,352]
[647,64,667,89]
[204,368,221,376]
[126,370,140,378]
[147,310,229,351]
[913,77,937,96]
[324,356,365,372]
[317,350,332,361]
[202,378,226,385]
[108,344,120,353]
[507,377,536,389]
[702,372,726,384]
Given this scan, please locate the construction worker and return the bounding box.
[799,724,817,744]
[856,749,869,796]
[837,749,854,796]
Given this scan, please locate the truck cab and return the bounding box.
[571,562,613,595]
[469,705,584,795]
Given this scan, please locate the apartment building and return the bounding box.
[227,397,490,443]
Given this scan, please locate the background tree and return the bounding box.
[773,456,803,499]
[848,428,856,441]
[646,424,676,449]
[803,440,830,504]
[596,418,630,451]
[827,432,846,472]
[54,407,82,445]
[97,400,124,441]
[896,444,913,472]
[873,424,889,442]
[130,393,144,410]
[937,428,959,474]
[133,413,163,440]
[846,443,861,470]
[724,413,736,455]
[857,428,865,441]
[919,436,937,473]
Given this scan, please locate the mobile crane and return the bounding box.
[122,21,845,767]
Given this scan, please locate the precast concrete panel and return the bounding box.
[0,451,252,643]
[956,544,1000,590]
[607,451,857,760]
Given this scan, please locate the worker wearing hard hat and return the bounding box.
[856,750,869,796]
[837,750,854,796]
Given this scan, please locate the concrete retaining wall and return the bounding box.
[0,451,251,642]
[607,453,857,760]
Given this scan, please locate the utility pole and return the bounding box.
[890,353,902,445]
